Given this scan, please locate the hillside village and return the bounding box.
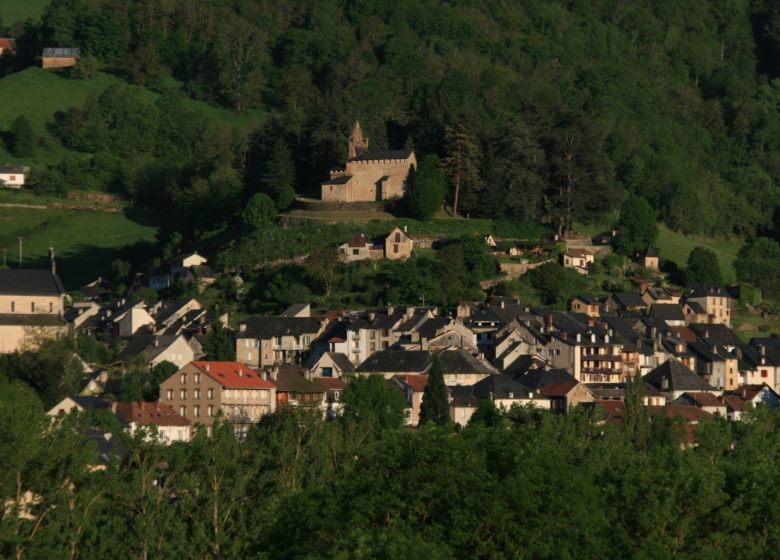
[3,226,777,456]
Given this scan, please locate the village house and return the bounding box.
[570,295,600,318]
[0,266,67,353]
[642,246,659,270]
[236,314,327,367]
[160,361,276,437]
[321,121,417,202]
[115,332,197,369]
[548,331,625,384]
[269,367,326,412]
[385,227,414,260]
[0,164,25,188]
[686,285,732,326]
[643,358,720,400]
[391,374,429,426]
[113,401,192,444]
[516,369,595,412]
[309,351,354,378]
[112,304,155,338]
[41,47,80,68]
[449,374,550,426]
[355,349,432,379]
[337,233,377,262]
[562,248,594,275]
[47,396,112,417]
[344,306,408,364]
[721,384,780,420]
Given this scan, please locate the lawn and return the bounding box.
[2,0,49,24]
[0,67,264,168]
[0,207,158,289]
[655,224,742,283]
[574,221,743,283]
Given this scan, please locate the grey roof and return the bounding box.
[517,369,577,392]
[0,313,65,326]
[688,284,729,299]
[323,352,354,373]
[42,47,81,58]
[0,269,65,295]
[644,359,715,393]
[351,149,413,161]
[273,367,324,393]
[471,374,532,400]
[688,323,742,347]
[355,350,432,373]
[69,396,112,411]
[417,317,448,340]
[572,294,599,305]
[322,175,353,185]
[684,301,706,314]
[611,292,647,309]
[437,349,494,375]
[649,304,685,322]
[0,164,24,173]
[644,246,658,257]
[239,316,323,339]
[115,334,180,363]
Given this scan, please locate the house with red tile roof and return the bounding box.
[160,361,276,436]
[114,401,191,444]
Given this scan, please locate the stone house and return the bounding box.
[160,361,276,437]
[384,227,414,260]
[0,268,66,353]
[642,246,659,270]
[548,331,625,384]
[321,121,417,202]
[562,248,594,274]
[113,401,191,444]
[236,315,327,367]
[686,285,731,326]
[570,295,600,318]
[391,374,428,426]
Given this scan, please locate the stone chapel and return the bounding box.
[320,122,417,203]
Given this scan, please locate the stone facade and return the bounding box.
[321,122,416,202]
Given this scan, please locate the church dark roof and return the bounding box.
[0,269,65,295]
[351,149,413,162]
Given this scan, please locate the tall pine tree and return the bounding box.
[419,354,450,426]
[442,125,483,217]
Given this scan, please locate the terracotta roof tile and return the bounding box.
[192,361,275,389]
[114,401,190,427]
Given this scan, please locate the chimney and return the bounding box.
[403,225,408,233]
[368,311,376,322]
[760,345,766,356]
[500,300,505,309]
[205,363,210,372]
[238,368,243,377]
[270,366,278,381]
[239,323,247,333]
[605,334,609,343]
[387,305,395,315]
[547,313,553,331]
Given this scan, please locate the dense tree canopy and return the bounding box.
[685,246,723,286]
[5,0,780,243]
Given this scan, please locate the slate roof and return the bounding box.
[0,269,65,295]
[0,164,24,173]
[351,149,413,161]
[644,246,658,257]
[675,392,724,408]
[115,334,181,363]
[437,349,494,375]
[273,367,324,393]
[471,374,533,400]
[649,304,685,322]
[572,294,599,305]
[688,284,729,298]
[355,350,432,374]
[69,396,112,411]
[611,292,647,309]
[239,316,323,338]
[417,316,449,340]
[42,47,80,58]
[644,359,715,393]
[684,301,706,314]
[321,351,354,372]
[0,314,65,326]
[517,368,578,392]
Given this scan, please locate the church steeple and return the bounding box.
[348,121,369,159]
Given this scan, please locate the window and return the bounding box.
[10,301,14,312]
[180,373,187,384]
[166,389,173,400]
[394,243,399,254]
[762,369,769,378]
[31,302,35,312]
[194,389,200,399]
[179,406,186,416]
[194,373,200,384]
[180,389,187,399]
[208,389,214,399]
[49,302,53,312]
[395,233,401,242]
[208,405,214,417]
[244,339,250,348]
[194,405,200,417]
[352,249,360,255]
[333,391,340,402]
[322,367,333,378]
[370,343,376,351]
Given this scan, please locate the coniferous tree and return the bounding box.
[419,355,450,426]
[203,322,235,361]
[685,247,722,286]
[9,116,36,157]
[442,125,483,217]
[260,140,296,210]
[409,154,446,220]
[612,196,658,256]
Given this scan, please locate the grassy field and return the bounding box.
[0,68,264,168]
[574,221,742,283]
[0,207,158,289]
[2,0,49,24]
